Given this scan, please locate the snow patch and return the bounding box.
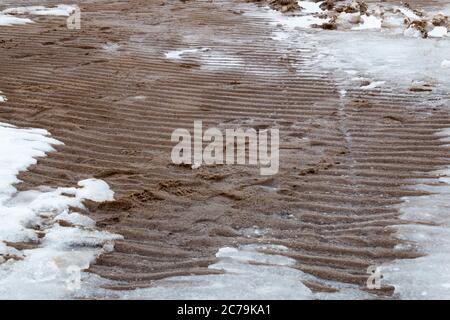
[382,129,450,299]
[165,48,210,60]
[0,122,122,299]
[352,15,382,31]
[0,92,6,102]
[442,60,450,68]
[3,5,77,17]
[0,13,32,26]
[429,26,448,38]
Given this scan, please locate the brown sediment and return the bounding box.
[1,0,450,296]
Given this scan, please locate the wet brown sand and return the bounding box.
[0,0,449,295]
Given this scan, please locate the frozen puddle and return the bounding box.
[382,130,450,299]
[0,120,121,299]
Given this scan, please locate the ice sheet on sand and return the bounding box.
[0,122,122,299]
[309,30,450,92]
[442,60,450,68]
[382,131,450,299]
[79,244,373,300]
[165,48,210,60]
[109,245,315,299]
[0,13,33,26]
[244,5,329,30]
[360,81,385,90]
[2,5,77,17]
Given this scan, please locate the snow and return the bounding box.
[0,13,32,26]
[360,81,385,90]
[0,121,122,299]
[442,60,450,68]
[396,7,422,21]
[2,5,77,17]
[298,1,323,14]
[244,4,329,30]
[0,91,6,102]
[165,48,210,60]
[382,129,450,299]
[428,26,448,38]
[352,15,382,31]
[79,244,372,300]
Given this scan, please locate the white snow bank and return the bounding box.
[382,129,450,299]
[0,122,122,299]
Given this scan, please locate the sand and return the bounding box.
[1,0,450,297]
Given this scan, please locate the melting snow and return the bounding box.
[165,48,210,60]
[79,244,372,299]
[382,129,450,299]
[0,13,32,26]
[0,121,122,299]
[2,5,77,17]
[429,26,448,38]
[352,15,382,30]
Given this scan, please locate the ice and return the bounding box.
[165,48,210,60]
[308,30,450,92]
[0,13,32,26]
[74,244,375,299]
[352,15,382,31]
[298,1,323,14]
[429,26,448,38]
[0,121,121,299]
[360,81,385,90]
[244,4,329,30]
[0,4,78,27]
[442,60,450,68]
[382,130,450,299]
[396,7,422,21]
[2,5,77,17]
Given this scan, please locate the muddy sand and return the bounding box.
[1,0,450,297]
